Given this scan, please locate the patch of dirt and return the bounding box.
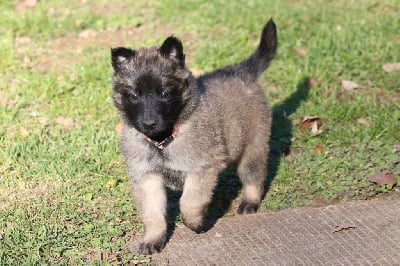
[16,25,147,74]
[309,196,338,207]
[14,19,198,74]
[0,182,58,211]
[82,248,121,264]
[15,11,197,74]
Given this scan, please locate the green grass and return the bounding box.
[1,0,399,264]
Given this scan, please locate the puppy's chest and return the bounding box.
[151,150,189,190]
[155,147,200,173]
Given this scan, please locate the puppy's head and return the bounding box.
[111,37,194,141]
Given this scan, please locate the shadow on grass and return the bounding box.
[165,77,310,240]
[264,77,311,197]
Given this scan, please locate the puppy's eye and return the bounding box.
[161,90,170,98]
[128,92,139,100]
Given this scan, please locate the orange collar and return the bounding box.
[143,124,179,150]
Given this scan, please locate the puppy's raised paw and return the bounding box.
[182,217,204,233]
[237,202,259,214]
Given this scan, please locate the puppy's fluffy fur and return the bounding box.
[111,19,277,254]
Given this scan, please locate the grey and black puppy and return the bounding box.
[111,19,277,254]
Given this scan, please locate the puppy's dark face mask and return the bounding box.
[118,73,183,141]
[111,37,190,142]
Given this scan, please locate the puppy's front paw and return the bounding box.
[237,201,259,214]
[138,239,165,255]
[128,233,166,255]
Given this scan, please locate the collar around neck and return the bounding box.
[143,124,179,150]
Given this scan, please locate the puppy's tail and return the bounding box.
[237,18,277,81]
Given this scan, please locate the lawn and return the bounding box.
[0,0,399,264]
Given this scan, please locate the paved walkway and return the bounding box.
[152,196,400,265]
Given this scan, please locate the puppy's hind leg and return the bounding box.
[237,132,268,214]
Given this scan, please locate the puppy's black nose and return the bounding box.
[142,120,156,130]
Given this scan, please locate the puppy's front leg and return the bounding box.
[133,173,167,254]
[180,169,218,233]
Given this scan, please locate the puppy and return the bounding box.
[111,19,277,254]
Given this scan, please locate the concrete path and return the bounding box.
[152,197,400,265]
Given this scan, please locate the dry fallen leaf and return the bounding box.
[55,117,75,127]
[341,80,359,90]
[299,116,325,135]
[368,171,397,186]
[331,225,356,233]
[115,122,123,134]
[293,47,308,57]
[312,144,326,154]
[357,117,373,127]
[311,122,322,135]
[308,77,319,88]
[382,63,400,73]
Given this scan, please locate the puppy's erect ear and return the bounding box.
[160,36,185,66]
[111,47,136,72]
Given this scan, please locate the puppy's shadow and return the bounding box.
[165,77,310,239]
[264,77,310,196]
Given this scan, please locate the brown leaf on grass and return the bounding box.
[115,122,123,134]
[341,80,359,90]
[55,117,75,127]
[308,77,319,88]
[382,63,400,73]
[312,144,326,154]
[331,224,356,233]
[299,116,325,135]
[293,47,308,57]
[368,171,397,186]
[357,117,373,127]
[19,127,30,138]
